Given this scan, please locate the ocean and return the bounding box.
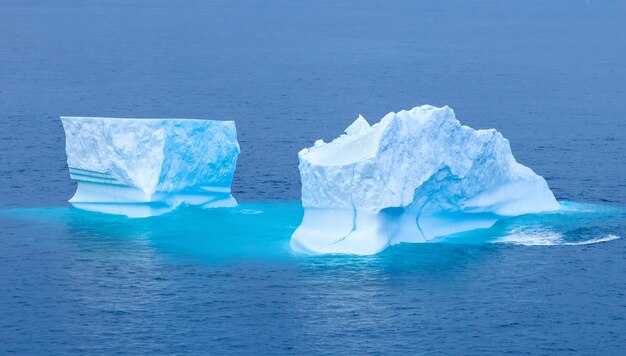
[1,0,625,354]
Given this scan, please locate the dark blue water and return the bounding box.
[1,0,626,354]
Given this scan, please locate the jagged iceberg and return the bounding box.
[61,117,239,217]
[291,105,559,255]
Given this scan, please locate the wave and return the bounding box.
[562,234,620,246]
[495,233,620,246]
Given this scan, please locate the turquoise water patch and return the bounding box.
[1,202,303,263]
[2,201,624,263]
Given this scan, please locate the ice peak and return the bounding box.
[344,115,370,135]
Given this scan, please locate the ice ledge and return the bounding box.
[61,116,240,217]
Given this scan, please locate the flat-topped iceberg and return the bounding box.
[61,117,239,217]
[291,105,559,255]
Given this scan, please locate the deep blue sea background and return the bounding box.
[1,0,626,354]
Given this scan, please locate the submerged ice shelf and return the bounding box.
[291,105,560,255]
[61,117,239,217]
[2,200,623,263]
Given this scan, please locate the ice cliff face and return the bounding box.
[61,117,239,217]
[291,105,559,255]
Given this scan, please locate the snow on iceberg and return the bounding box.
[291,105,559,255]
[61,117,239,217]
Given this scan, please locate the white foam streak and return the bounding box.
[496,233,620,246]
[562,235,620,246]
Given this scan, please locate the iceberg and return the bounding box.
[291,105,559,255]
[61,117,239,217]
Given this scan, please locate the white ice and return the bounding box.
[291,105,559,255]
[61,117,239,217]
